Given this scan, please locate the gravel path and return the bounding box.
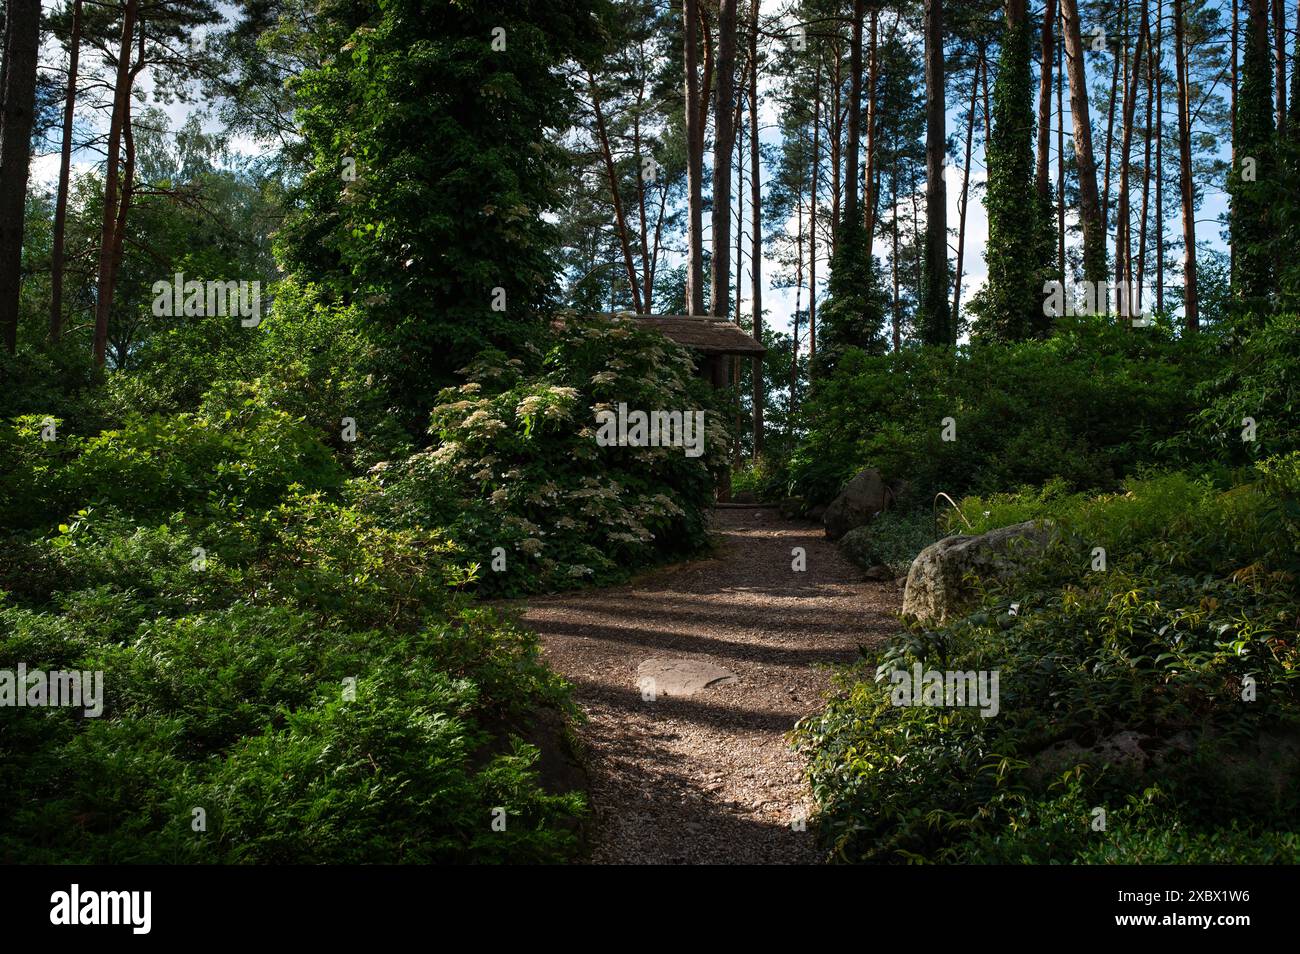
[520,508,901,864]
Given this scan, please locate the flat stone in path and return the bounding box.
[636,657,739,697]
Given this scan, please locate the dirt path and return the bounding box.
[520,508,901,864]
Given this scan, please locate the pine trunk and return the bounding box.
[1174,0,1198,330]
[0,0,42,354]
[683,0,706,313]
[709,0,738,318]
[1061,0,1107,282]
[50,0,83,343]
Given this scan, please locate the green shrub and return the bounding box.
[780,318,1216,507]
[1176,312,1300,465]
[0,402,586,863]
[373,315,728,595]
[798,462,1300,864]
[837,509,935,575]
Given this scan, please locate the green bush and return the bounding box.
[0,403,587,863]
[1176,312,1300,465]
[797,462,1300,863]
[373,315,728,595]
[837,509,936,575]
[779,318,1216,507]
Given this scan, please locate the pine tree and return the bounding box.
[1232,0,1275,314]
[278,0,603,417]
[971,0,1047,340]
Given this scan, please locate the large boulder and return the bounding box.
[902,521,1052,623]
[823,468,890,540]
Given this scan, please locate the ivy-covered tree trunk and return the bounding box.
[1232,0,1275,316]
[973,0,1042,340]
[818,0,886,370]
[1274,0,1286,134]
[277,0,602,419]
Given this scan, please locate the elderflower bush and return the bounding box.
[374,315,728,595]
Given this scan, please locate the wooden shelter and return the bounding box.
[632,314,766,389]
[629,314,765,502]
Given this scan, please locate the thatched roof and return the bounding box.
[631,314,766,357]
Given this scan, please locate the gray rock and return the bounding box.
[823,468,890,541]
[863,564,894,581]
[837,525,876,568]
[636,658,738,698]
[901,520,1052,623]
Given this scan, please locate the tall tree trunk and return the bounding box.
[1231,0,1238,280]
[830,46,841,249]
[1057,20,1066,281]
[0,0,42,355]
[110,91,135,294]
[1116,0,1149,310]
[732,122,742,470]
[1155,0,1164,313]
[1103,0,1126,237]
[1292,1,1300,141]
[844,0,864,224]
[1173,0,1197,330]
[1137,9,1154,311]
[791,168,803,415]
[981,41,993,154]
[864,9,879,260]
[709,0,738,317]
[1062,0,1108,283]
[683,0,705,313]
[809,58,820,369]
[589,74,645,314]
[93,0,140,367]
[922,0,951,343]
[1036,0,1058,200]
[1276,0,1287,133]
[954,56,981,325]
[50,0,83,343]
[749,0,763,458]
[633,49,652,308]
[1138,15,1149,310]
[1235,0,1275,308]
[891,160,901,350]
[733,56,745,331]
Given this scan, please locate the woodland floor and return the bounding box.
[519,507,902,864]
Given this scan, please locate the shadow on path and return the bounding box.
[519,508,901,864]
